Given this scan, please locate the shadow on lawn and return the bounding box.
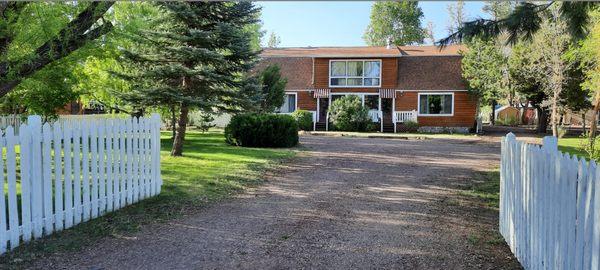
[0,130,294,268]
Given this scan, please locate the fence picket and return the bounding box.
[0,135,6,253]
[81,121,91,221]
[6,127,19,249]
[42,123,53,234]
[28,116,43,239]
[90,123,99,218]
[53,125,64,231]
[106,120,114,212]
[73,122,82,224]
[20,124,32,242]
[63,123,73,229]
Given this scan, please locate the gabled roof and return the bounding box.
[260,45,465,58]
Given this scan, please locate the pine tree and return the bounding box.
[120,2,260,156]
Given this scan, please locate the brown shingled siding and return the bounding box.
[314,58,397,91]
[397,56,466,90]
[395,91,476,127]
[255,57,313,89]
[294,91,317,111]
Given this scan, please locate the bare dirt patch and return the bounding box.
[28,135,520,269]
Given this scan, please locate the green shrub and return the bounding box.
[329,95,373,132]
[399,120,419,133]
[225,113,299,147]
[188,111,216,133]
[291,110,313,131]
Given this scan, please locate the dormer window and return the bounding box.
[329,60,381,87]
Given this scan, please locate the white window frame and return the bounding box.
[276,92,298,114]
[417,92,454,117]
[328,59,382,88]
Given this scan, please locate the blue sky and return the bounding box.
[258,1,490,47]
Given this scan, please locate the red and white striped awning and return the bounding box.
[313,88,330,98]
[379,89,396,99]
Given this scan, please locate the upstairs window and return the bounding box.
[329,60,381,87]
[418,93,453,116]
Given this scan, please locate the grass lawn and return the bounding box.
[557,137,588,158]
[0,130,294,267]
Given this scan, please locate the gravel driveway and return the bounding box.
[31,135,519,269]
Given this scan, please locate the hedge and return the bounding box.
[291,110,313,131]
[225,113,299,147]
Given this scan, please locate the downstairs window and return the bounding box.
[276,94,296,113]
[418,93,453,116]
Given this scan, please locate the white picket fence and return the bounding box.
[0,114,162,254]
[501,133,600,269]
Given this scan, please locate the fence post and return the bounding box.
[27,115,44,238]
[151,113,162,193]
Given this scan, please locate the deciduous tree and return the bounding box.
[364,1,426,46]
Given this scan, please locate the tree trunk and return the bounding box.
[171,105,177,140]
[582,112,587,135]
[591,107,598,138]
[171,104,189,157]
[536,107,549,134]
[550,91,560,137]
[490,99,497,125]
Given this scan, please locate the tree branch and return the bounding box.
[0,1,114,97]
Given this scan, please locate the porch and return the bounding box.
[310,90,418,133]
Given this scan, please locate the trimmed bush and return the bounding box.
[225,113,299,147]
[291,110,313,131]
[397,120,419,133]
[329,95,373,132]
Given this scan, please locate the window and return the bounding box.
[329,60,381,87]
[418,93,453,116]
[276,94,296,113]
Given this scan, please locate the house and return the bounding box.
[256,45,477,133]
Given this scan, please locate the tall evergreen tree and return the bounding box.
[120,2,260,156]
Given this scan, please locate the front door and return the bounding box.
[381,99,393,124]
[318,98,329,122]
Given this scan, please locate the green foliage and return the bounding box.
[461,38,507,107]
[225,113,299,148]
[496,115,520,126]
[363,1,426,46]
[188,111,216,133]
[329,95,373,132]
[291,110,313,131]
[580,133,600,161]
[440,2,596,46]
[402,120,419,132]
[258,64,287,113]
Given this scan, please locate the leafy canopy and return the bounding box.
[364,1,426,46]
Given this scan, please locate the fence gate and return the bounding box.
[500,133,600,270]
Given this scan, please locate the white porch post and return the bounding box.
[378,96,383,132]
[326,95,331,131]
[393,96,396,133]
[316,97,320,123]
